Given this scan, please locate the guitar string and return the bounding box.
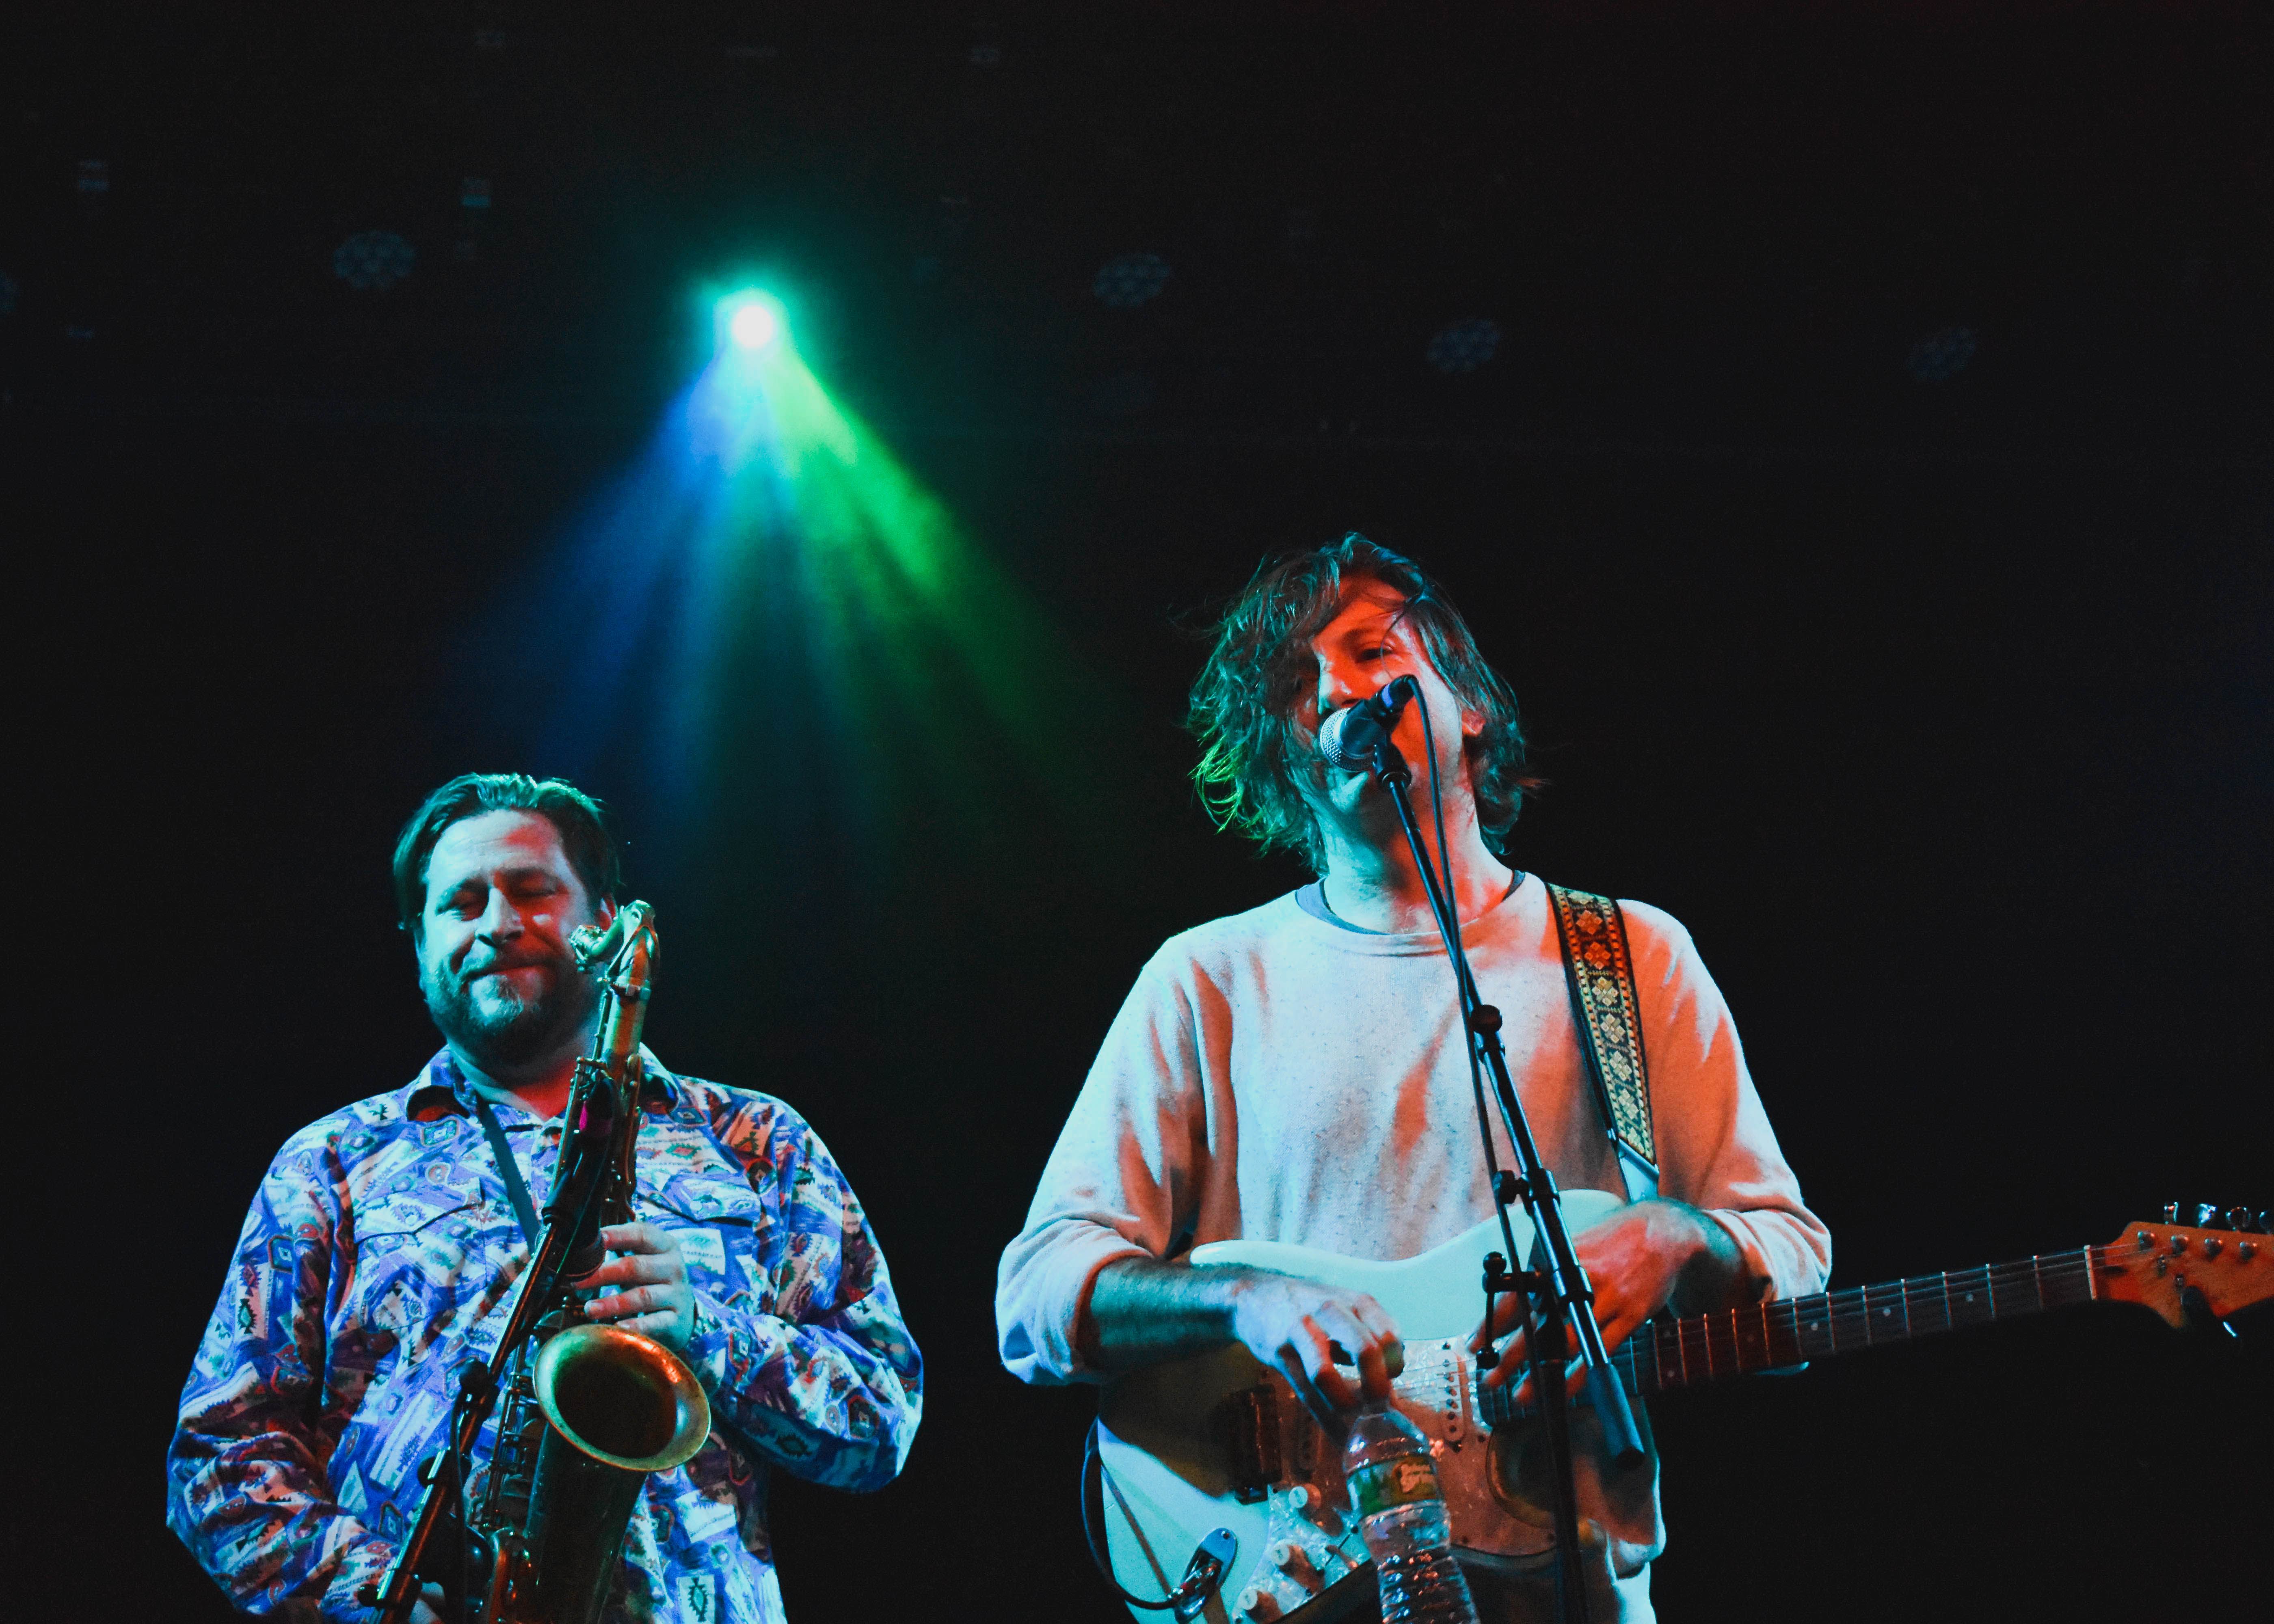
[1478,1230,2234,1370]
[1515,1249,2112,1396]
[1507,1250,2111,1361]
[1622,1244,2204,1383]
[1472,1240,2246,1415]
[1473,1250,2111,1411]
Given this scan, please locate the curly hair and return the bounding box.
[391,773,621,938]
[1188,534,1538,870]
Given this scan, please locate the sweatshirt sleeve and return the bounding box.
[1622,901,1832,1302]
[996,957,1211,1386]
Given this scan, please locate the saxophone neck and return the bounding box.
[576,901,658,1082]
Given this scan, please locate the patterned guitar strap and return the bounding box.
[1544,883,1659,1201]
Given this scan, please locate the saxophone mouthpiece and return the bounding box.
[572,900,656,973]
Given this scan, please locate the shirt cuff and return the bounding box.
[1699,1206,1825,1302]
[999,1226,1151,1386]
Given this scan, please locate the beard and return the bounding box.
[422,947,602,1075]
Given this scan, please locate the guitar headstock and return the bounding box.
[2098,1209,2271,1328]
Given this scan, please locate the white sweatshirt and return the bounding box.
[995,874,1830,1574]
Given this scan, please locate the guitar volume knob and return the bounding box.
[1269,1540,1321,1585]
[1286,1482,1342,1535]
[1237,1586,1281,1620]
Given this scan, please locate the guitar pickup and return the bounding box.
[1216,1384,1282,1503]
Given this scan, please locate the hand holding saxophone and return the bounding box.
[582,1221,697,1354]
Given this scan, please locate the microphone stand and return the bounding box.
[1357,728,1644,1624]
[368,1076,623,1624]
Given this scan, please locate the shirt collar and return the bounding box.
[403,1046,680,1124]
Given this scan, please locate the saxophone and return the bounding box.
[465,900,713,1624]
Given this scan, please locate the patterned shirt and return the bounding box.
[169,1049,923,1624]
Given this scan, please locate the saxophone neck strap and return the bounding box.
[473,1095,543,1248]
[1544,883,1658,1179]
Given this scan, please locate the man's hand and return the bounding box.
[1474,1199,1746,1406]
[1083,1257,1404,1430]
[583,1222,696,1355]
[1225,1272,1405,1429]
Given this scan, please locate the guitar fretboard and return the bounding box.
[1479,1246,2104,1424]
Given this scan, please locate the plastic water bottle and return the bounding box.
[1342,1400,1481,1623]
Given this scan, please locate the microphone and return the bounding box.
[1318,675,1419,771]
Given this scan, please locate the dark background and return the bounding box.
[11,4,2270,1620]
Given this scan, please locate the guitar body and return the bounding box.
[1096,1191,1629,1623]
[1090,1198,2274,1622]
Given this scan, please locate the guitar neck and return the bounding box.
[1624,1245,2107,1393]
[1481,1244,2107,1422]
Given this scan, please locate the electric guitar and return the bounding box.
[1093,1199,2270,1624]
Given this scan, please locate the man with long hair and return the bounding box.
[997,536,1827,1620]
[169,774,922,1623]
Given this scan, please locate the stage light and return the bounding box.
[1906,326,1978,382]
[731,303,778,349]
[1426,318,1503,375]
[335,231,417,292]
[717,291,787,352]
[508,287,1123,864]
[1092,253,1172,309]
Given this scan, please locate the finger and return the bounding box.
[588,1284,661,1321]
[1277,1345,1342,1432]
[1482,1326,1528,1389]
[1584,1283,1624,1340]
[577,1257,635,1290]
[1505,1332,1546,1406]
[1298,1315,1363,1413]
[590,1252,681,1288]
[1319,1303,1394,1399]
[1345,1295,1405,1382]
[1472,1289,1523,1350]
[598,1221,679,1257]
[613,1311,686,1343]
[1588,1292,1647,1363]
[1355,1335,1392,1399]
[1319,1309,1388,1399]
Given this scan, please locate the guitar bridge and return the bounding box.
[1216,1384,1282,1503]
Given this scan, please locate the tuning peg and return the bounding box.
[2223,1206,2253,1233]
[2194,1202,2220,1228]
[2162,1202,2182,1224]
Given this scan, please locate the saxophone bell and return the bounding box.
[480,1323,711,1624]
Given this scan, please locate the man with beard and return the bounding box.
[168,774,922,1624]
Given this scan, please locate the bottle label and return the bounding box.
[1348,1454,1441,1518]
